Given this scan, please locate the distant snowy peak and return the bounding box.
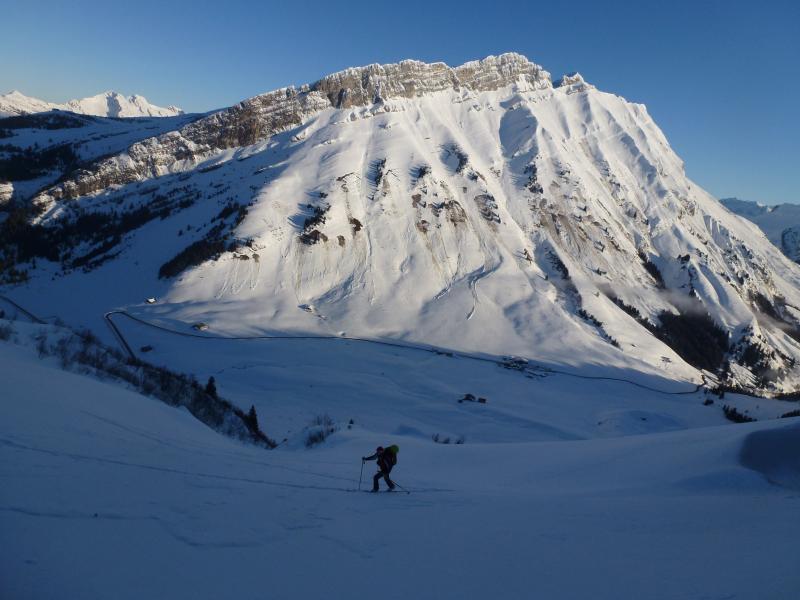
[62,92,184,118]
[721,197,773,218]
[722,198,800,263]
[0,90,183,118]
[0,90,58,116]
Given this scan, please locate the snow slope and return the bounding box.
[722,197,800,263]
[108,310,798,440]
[0,90,183,118]
[2,317,799,600]
[6,53,800,396]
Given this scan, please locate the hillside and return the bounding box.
[0,111,201,205]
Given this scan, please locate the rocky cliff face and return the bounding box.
[312,53,551,107]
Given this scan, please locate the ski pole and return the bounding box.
[358,459,365,491]
[389,479,411,495]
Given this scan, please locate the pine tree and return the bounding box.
[205,376,217,399]
[245,405,259,432]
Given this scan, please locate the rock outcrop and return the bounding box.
[313,53,550,107]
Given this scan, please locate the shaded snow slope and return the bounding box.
[0,90,183,118]
[722,197,800,263]
[4,53,800,396]
[740,424,800,489]
[109,312,797,440]
[2,319,799,600]
[0,112,200,203]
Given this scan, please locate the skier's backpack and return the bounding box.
[386,445,399,466]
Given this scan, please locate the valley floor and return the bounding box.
[1,320,799,599]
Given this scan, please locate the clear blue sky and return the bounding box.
[2,0,798,204]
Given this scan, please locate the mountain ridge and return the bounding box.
[0,89,184,118]
[32,53,560,203]
[721,197,800,264]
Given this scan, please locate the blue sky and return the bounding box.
[2,0,798,204]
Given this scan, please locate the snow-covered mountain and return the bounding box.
[3,53,800,396]
[0,89,183,118]
[722,197,800,264]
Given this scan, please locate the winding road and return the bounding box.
[0,293,704,397]
[103,309,704,396]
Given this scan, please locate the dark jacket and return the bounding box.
[364,447,398,473]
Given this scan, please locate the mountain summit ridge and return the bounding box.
[308,53,553,107]
[33,54,570,204]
